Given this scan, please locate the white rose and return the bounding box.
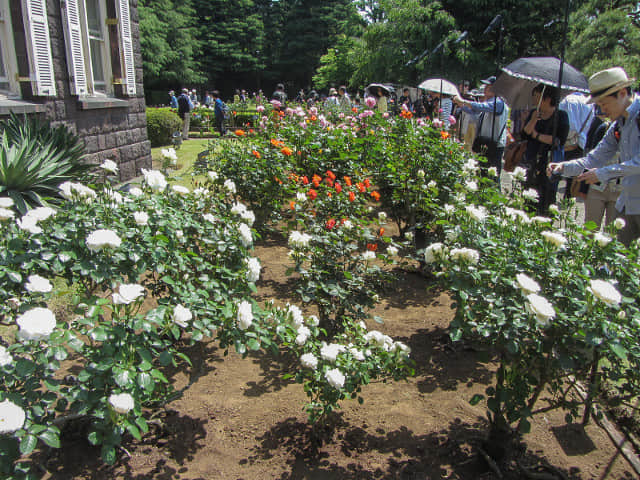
[100,159,119,174]
[541,231,567,249]
[516,273,541,295]
[112,284,145,305]
[588,279,622,306]
[525,293,555,326]
[512,166,527,182]
[342,220,353,230]
[108,392,134,414]
[288,305,304,328]
[172,185,190,195]
[300,353,318,370]
[320,343,346,363]
[531,216,552,224]
[128,186,144,197]
[238,223,253,247]
[0,345,13,367]
[443,204,455,214]
[0,208,14,220]
[16,307,56,341]
[427,180,437,189]
[25,274,53,293]
[417,169,425,178]
[0,197,14,208]
[465,180,478,192]
[17,216,42,234]
[245,257,261,283]
[450,248,480,265]
[172,304,193,328]
[86,229,122,251]
[362,251,376,261]
[25,207,56,222]
[237,301,253,330]
[424,242,446,264]
[0,399,26,434]
[296,192,307,203]
[465,205,487,222]
[208,171,219,181]
[203,213,216,223]
[295,326,311,345]
[288,231,311,249]
[488,166,498,177]
[224,179,237,194]
[325,368,345,389]
[141,169,167,191]
[614,217,626,230]
[522,188,539,202]
[307,315,320,327]
[59,182,97,202]
[548,204,560,215]
[378,211,387,223]
[133,211,149,226]
[161,147,178,161]
[593,232,612,247]
[387,246,398,256]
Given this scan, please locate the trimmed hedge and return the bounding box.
[146,108,182,147]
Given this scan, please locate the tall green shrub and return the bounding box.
[146,108,182,147]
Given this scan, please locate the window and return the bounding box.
[62,0,136,97]
[0,4,20,97]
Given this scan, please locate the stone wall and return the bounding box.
[1,0,151,183]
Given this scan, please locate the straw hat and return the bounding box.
[587,67,635,103]
[329,87,338,95]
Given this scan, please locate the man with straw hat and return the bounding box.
[549,67,640,245]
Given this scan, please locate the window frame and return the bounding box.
[79,0,113,96]
[0,3,21,98]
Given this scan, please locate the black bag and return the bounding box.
[472,136,495,154]
[177,95,191,119]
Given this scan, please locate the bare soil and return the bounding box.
[41,232,636,479]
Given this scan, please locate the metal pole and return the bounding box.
[552,0,572,144]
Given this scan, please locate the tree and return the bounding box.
[567,0,640,80]
[312,35,360,89]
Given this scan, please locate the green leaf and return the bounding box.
[20,434,37,454]
[7,271,22,283]
[125,422,141,440]
[610,343,628,361]
[101,444,117,465]
[16,359,36,376]
[469,394,484,406]
[38,430,61,448]
[247,338,260,351]
[137,372,154,392]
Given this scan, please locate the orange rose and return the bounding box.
[234,129,245,136]
[349,191,355,202]
[344,176,352,187]
[371,191,381,201]
[281,147,293,156]
[440,130,450,140]
[308,189,318,200]
[302,176,309,185]
[326,218,336,230]
[290,200,296,210]
[312,174,322,187]
[363,178,371,188]
[379,227,385,236]
[252,150,261,159]
[367,243,378,252]
[326,170,336,181]
[335,182,342,193]
[357,182,366,193]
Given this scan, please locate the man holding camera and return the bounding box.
[548,67,640,246]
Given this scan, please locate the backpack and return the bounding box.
[177,95,191,116]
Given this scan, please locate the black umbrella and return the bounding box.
[493,57,589,110]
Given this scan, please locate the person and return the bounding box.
[435,92,453,129]
[177,88,194,140]
[559,93,594,199]
[169,90,178,109]
[326,87,339,108]
[399,88,412,112]
[580,106,618,228]
[203,91,213,107]
[454,76,509,176]
[458,88,482,152]
[272,83,288,106]
[233,89,241,104]
[190,89,198,106]
[212,90,227,137]
[375,87,388,114]
[549,67,639,245]
[306,90,319,108]
[338,86,351,110]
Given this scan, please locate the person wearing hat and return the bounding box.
[549,67,640,245]
[177,88,194,140]
[338,86,351,110]
[326,87,339,108]
[454,76,510,178]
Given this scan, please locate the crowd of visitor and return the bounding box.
[166,64,639,244]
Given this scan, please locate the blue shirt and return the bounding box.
[563,96,640,214]
[463,96,509,146]
[214,98,225,117]
[170,95,178,109]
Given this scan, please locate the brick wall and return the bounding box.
[3,0,151,183]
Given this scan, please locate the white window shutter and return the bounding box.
[23,0,56,96]
[116,0,136,96]
[60,0,88,95]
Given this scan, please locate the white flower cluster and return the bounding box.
[462,158,478,174]
[108,392,134,414]
[593,232,612,247]
[588,279,621,306]
[245,257,261,283]
[224,179,237,194]
[172,185,190,195]
[173,304,192,328]
[25,274,52,293]
[424,242,446,264]
[450,248,480,265]
[237,300,253,330]
[289,231,312,249]
[16,307,56,341]
[112,284,145,305]
[141,169,167,191]
[522,188,540,202]
[504,207,531,224]
[296,192,307,203]
[287,304,305,328]
[364,330,394,351]
[511,166,527,182]
[231,202,255,226]
[320,343,347,362]
[531,216,552,224]
[86,229,122,251]
[541,231,567,249]
[362,251,376,261]
[0,345,13,367]
[295,325,311,345]
[387,246,398,256]
[59,181,97,202]
[238,223,253,247]
[300,353,318,370]
[465,180,478,192]
[16,206,57,234]
[325,368,346,389]
[0,399,26,434]
[208,171,219,181]
[465,205,487,222]
[378,211,387,223]
[161,147,178,163]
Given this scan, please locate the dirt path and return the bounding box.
[43,236,635,479]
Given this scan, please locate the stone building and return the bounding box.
[0,0,150,181]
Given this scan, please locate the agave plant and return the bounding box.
[0,113,89,214]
